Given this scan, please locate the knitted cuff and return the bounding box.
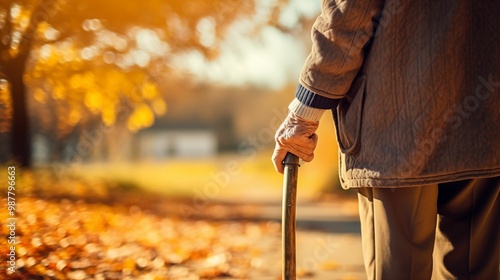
[288,98,326,122]
[295,84,340,109]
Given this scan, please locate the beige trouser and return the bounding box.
[358,177,500,280]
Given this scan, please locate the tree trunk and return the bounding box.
[7,54,31,167]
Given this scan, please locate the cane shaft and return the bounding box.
[282,153,299,280]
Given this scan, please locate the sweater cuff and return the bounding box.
[288,98,325,122]
[295,84,340,109]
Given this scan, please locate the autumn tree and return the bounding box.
[0,0,288,167]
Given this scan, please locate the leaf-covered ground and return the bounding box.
[1,195,284,280]
[1,169,364,279]
[0,171,289,280]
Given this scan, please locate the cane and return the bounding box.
[282,152,300,280]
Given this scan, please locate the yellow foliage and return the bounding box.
[11,4,31,30]
[84,90,103,111]
[37,21,50,38]
[52,84,65,100]
[0,79,12,133]
[141,81,158,99]
[152,97,167,115]
[4,0,288,138]
[69,71,95,91]
[127,104,155,132]
[0,80,10,95]
[33,89,47,104]
[68,109,82,125]
[101,106,116,126]
[8,47,19,57]
[28,53,166,135]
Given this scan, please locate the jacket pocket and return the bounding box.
[332,75,367,155]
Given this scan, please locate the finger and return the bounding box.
[285,134,318,162]
[308,133,318,143]
[291,134,318,151]
[301,152,315,162]
[291,148,314,162]
[272,145,287,174]
[283,144,312,163]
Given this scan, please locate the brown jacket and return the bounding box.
[298,0,500,188]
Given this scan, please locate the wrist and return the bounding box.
[288,98,325,122]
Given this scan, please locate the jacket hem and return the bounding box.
[340,168,500,189]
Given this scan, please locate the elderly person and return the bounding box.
[273,0,500,279]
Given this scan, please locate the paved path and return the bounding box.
[237,200,367,280]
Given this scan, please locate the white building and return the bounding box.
[137,129,217,160]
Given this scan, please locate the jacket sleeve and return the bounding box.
[296,0,385,108]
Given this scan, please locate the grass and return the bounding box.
[70,151,338,203]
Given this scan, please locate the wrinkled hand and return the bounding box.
[272,112,319,174]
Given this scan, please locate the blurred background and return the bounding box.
[0,1,363,279]
[0,0,345,199]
